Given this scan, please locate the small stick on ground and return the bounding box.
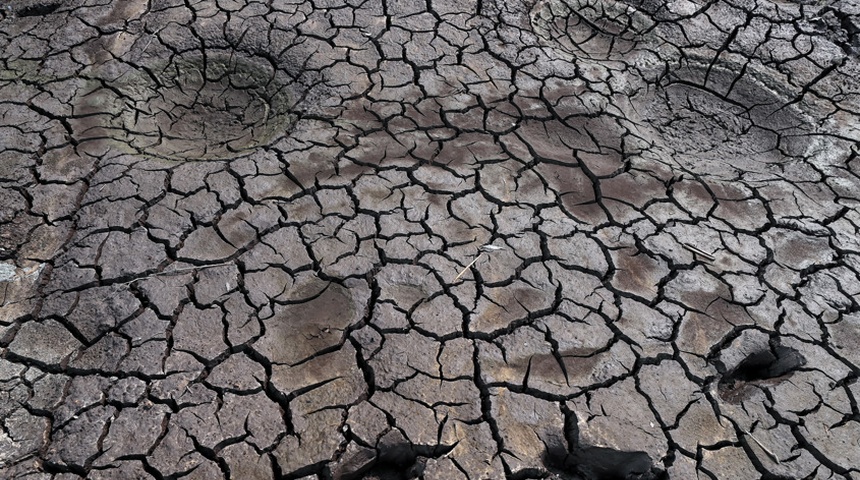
[681,243,716,261]
[120,261,235,285]
[453,244,505,281]
[138,26,166,57]
[454,253,484,281]
[745,430,781,465]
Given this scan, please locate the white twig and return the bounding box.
[745,431,781,465]
[139,26,165,57]
[119,262,234,285]
[453,244,506,281]
[454,253,484,281]
[681,243,716,261]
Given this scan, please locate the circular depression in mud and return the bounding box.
[89,51,300,160]
[530,0,655,59]
[639,64,813,178]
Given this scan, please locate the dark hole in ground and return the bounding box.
[718,346,806,402]
[328,441,456,480]
[16,2,60,17]
[723,346,806,384]
[544,443,667,480]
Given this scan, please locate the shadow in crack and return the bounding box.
[544,443,667,480]
[718,346,806,402]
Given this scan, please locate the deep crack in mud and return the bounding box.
[1,0,860,479]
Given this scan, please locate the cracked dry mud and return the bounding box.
[1,0,860,478]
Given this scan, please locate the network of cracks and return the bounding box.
[1,0,860,479]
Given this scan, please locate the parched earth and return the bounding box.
[1,0,859,478]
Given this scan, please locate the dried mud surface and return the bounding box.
[1,0,860,479]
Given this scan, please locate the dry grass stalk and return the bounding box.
[453,245,505,281]
[745,430,781,465]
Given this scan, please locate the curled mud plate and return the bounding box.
[81,50,300,161]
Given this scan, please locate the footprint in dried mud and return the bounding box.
[528,1,822,183]
[78,50,304,160]
[640,62,814,180]
[531,0,656,59]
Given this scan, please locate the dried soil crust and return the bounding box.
[85,51,299,160]
[2,0,860,479]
